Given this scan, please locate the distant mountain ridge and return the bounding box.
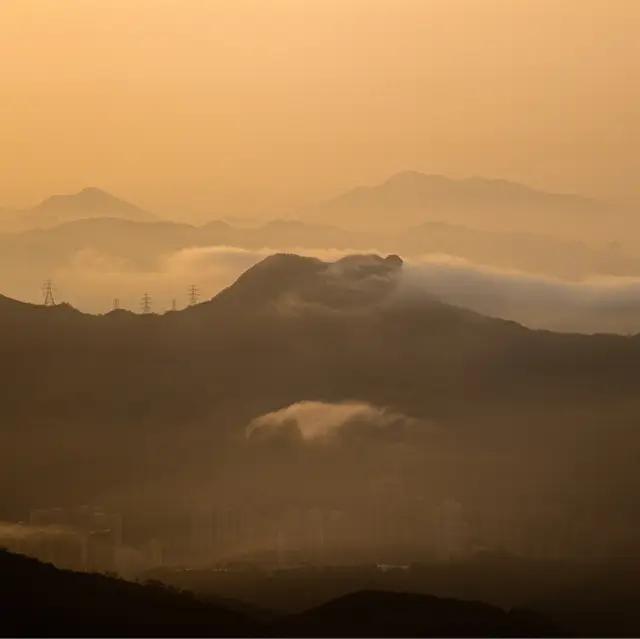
[1,187,157,231]
[0,171,628,242]
[2,207,638,295]
[309,170,612,236]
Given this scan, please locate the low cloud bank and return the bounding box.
[401,255,640,333]
[0,521,80,542]
[246,400,419,443]
[406,254,640,307]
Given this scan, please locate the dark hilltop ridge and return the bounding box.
[0,550,565,638]
[198,252,407,316]
[0,252,408,324]
[278,589,566,638]
[0,549,255,638]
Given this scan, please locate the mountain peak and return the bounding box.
[39,187,133,209]
[383,171,450,187]
[313,171,604,234]
[381,171,543,195]
[25,187,157,227]
[77,186,111,198]
[198,252,406,318]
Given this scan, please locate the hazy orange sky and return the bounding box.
[1,0,638,219]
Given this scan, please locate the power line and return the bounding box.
[141,293,152,314]
[188,285,200,307]
[42,280,56,306]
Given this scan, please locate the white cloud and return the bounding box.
[246,400,418,442]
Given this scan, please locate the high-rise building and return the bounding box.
[146,538,164,568]
[30,506,122,544]
[27,506,123,572]
[435,499,469,561]
[29,507,66,527]
[276,530,286,567]
[191,507,213,565]
[368,478,406,563]
[306,507,325,562]
[212,506,253,560]
[86,529,117,573]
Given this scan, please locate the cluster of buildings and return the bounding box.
[1,496,614,578]
[1,506,126,575]
[0,498,472,576]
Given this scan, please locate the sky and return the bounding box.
[1,0,638,220]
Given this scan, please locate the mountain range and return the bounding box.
[308,171,620,238]
[1,252,640,547]
[0,173,629,240]
[1,178,640,321]
[2,211,636,277]
[0,187,157,231]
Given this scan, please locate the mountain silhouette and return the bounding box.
[0,549,256,637]
[310,171,610,236]
[0,550,565,637]
[196,253,407,316]
[277,589,565,637]
[16,187,157,229]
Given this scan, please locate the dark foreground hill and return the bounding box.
[0,550,563,638]
[0,550,255,637]
[279,589,565,638]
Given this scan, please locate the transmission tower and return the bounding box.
[113,298,120,311]
[171,299,177,312]
[42,280,56,306]
[141,293,152,314]
[188,285,200,307]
